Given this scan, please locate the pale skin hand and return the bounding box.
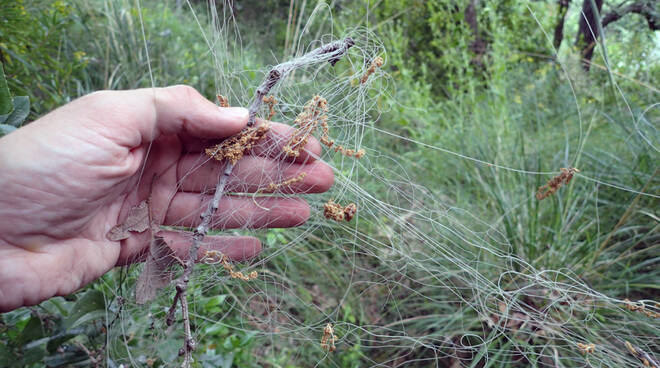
[0,85,334,312]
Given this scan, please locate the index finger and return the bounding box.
[251,119,323,163]
[183,120,323,164]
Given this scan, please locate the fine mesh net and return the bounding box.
[97,1,660,367]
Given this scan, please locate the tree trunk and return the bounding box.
[553,0,571,51]
[575,0,604,71]
[464,0,486,67]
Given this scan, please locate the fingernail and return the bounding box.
[220,107,249,121]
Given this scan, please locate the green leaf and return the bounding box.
[46,327,87,353]
[0,343,16,362]
[156,336,181,363]
[199,352,234,368]
[203,294,227,309]
[21,337,50,366]
[5,96,29,127]
[19,317,44,345]
[64,290,106,329]
[0,63,11,115]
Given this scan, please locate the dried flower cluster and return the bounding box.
[257,172,307,194]
[217,94,230,108]
[536,167,579,200]
[324,200,357,222]
[360,56,383,84]
[624,299,660,318]
[284,95,365,159]
[577,342,596,354]
[202,250,258,281]
[284,95,328,157]
[262,95,277,120]
[206,123,271,165]
[320,323,338,352]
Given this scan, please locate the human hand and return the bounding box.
[0,85,333,311]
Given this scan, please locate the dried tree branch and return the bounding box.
[625,340,660,368]
[602,0,659,30]
[167,37,354,368]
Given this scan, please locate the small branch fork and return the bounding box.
[166,37,354,368]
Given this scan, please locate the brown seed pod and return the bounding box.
[320,323,338,352]
[360,56,383,84]
[284,95,328,158]
[324,200,357,222]
[343,203,357,221]
[536,167,579,200]
[257,172,307,194]
[206,123,270,165]
[217,94,230,107]
[262,95,277,120]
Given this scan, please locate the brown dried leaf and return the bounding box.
[106,200,150,241]
[135,235,180,304]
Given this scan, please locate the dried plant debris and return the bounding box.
[360,56,383,84]
[201,250,258,281]
[536,167,579,200]
[324,200,357,222]
[625,341,660,368]
[106,200,150,241]
[624,299,660,318]
[169,38,354,368]
[320,323,338,352]
[205,122,271,165]
[577,342,596,354]
[262,95,277,120]
[217,94,230,108]
[319,119,365,158]
[284,95,328,158]
[135,235,181,304]
[257,172,306,194]
[285,95,365,159]
[343,202,357,221]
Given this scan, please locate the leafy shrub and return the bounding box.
[1,0,89,118]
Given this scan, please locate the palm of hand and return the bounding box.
[0,86,332,311]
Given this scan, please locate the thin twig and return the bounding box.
[167,37,354,368]
[625,341,660,368]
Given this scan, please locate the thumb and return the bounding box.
[75,85,248,148]
[148,85,248,140]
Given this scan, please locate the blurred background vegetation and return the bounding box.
[0,0,658,367]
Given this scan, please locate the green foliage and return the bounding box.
[0,292,107,367]
[0,63,11,115]
[364,0,553,95]
[0,0,89,118]
[0,63,30,135]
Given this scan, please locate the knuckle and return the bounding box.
[168,84,200,101]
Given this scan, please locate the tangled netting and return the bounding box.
[103,1,659,367]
